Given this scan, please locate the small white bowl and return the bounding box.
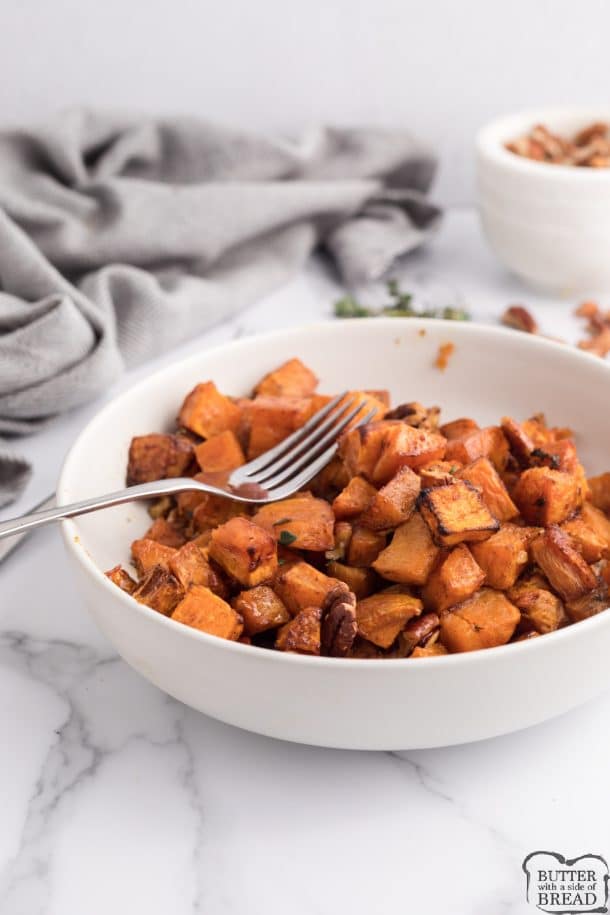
[58,319,610,750]
[476,108,610,295]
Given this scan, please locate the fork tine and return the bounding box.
[230,391,348,482]
[247,396,360,485]
[265,407,378,499]
[256,402,375,488]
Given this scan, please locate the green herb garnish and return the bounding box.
[333,280,471,322]
[278,530,298,546]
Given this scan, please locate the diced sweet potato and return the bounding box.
[194,430,245,473]
[421,544,485,612]
[172,585,243,639]
[325,521,353,561]
[191,488,244,532]
[411,643,448,658]
[254,358,318,398]
[209,517,277,587]
[359,466,421,531]
[470,524,535,590]
[253,495,334,552]
[565,588,609,623]
[500,416,534,464]
[169,541,215,590]
[133,566,184,615]
[105,565,137,594]
[338,422,392,479]
[131,538,177,576]
[244,396,314,459]
[371,424,447,484]
[508,574,566,634]
[573,502,610,555]
[275,606,321,654]
[418,479,499,546]
[348,636,383,659]
[444,426,509,472]
[530,527,598,602]
[458,457,518,522]
[144,517,186,548]
[588,472,610,514]
[356,591,423,648]
[339,391,388,428]
[561,510,608,562]
[439,418,479,440]
[232,585,290,635]
[308,455,351,501]
[372,511,440,585]
[419,460,462,488]
[178,381,241,439]
[127,433,194,485]
[273,561,341,615]
[513,467,582,525]
[332,476,376,520]
[347,526,386,567]
[326,561,377,599]
[440,589,520,652]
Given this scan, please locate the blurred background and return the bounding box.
[1,0,608,205]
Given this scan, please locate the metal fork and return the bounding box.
[0,392,377,545]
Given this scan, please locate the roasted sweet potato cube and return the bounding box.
[194,430,245,473]
[365,389,391,408]
[275,606,321,654]
[232,585,290,635]
[421,544,485,612]
[371,424,447,484]
[458,457,518,522]
[308,455,351,500]
[411,643,448,658]
[530,527,598,602]
[127,433,194,485]
[575,502,610,555]
[561,509,609,562]
[325,521,353,561]
[178,381,240,439]
[191,488,244,532]
[244,396,314,458]
[254,358,318,398]
[209,517,277,587]
[372,511,440,585]
[419,460,462,488]
[105,565,137,594]
[359,466,421,531]
[508,574,566,633]
[253,495,334,551]
[513,467,582,525]
[332,476,376,520]
[565,588,609,623]
[169,541,215,590]
[144,517,186,548]
[347,526,386,567]
[588,472,610,514]
[172,585,243,640]
[470,524,535,590]
[339,391,388,429]
[356,591,423,649]
[444,426,509,472]
[439,418,480,440]
[131,538,177,576]
[273,561,341,615]
[338,422,392,480]
[326,561,377,599]
[440,589,520,652]
[133,566,184,615]
[500,416,534,464]
[419,480,499,546]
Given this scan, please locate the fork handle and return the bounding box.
[0,478,201,541]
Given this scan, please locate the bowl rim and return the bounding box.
[58,316,610,671]
[476,106,610,180]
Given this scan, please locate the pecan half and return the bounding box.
[320,583,357,657]
[384,401,440,430]
[501,305,538,334]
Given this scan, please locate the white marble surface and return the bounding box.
[1,209,608,915]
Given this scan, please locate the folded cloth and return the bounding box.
[0,109,441,504]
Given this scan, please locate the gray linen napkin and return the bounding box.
[0,109,441,507]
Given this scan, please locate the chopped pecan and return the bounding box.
[506,121,610,168]
[501,305,538,334]
[399,612,440,656]
[384,401,440,430]
[320,584,357,657]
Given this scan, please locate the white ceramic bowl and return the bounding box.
[476,108,610,294]
[59,319,610,750]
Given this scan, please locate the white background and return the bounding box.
[1,0,608,204]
